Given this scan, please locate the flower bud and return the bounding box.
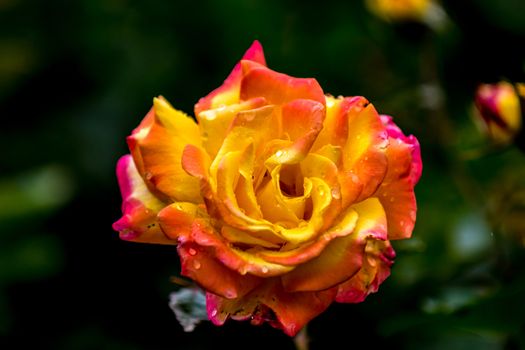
[474,82,523,145]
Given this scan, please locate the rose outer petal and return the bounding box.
[336,240,395,303]
[207,279,336,337]
[128,97,203,203]
[378,115,422,240]
[339,103,389,207]
[194,40,267,116]
[112,155,174,245]
[240,62,326,107]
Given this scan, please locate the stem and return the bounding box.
[293,326,309,350]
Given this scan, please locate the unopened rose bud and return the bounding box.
[474,82,523,145]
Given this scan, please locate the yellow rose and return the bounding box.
[113,41,422,336]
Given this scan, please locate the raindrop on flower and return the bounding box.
[193,260,201,269]
[275,150,283,157]
[400,220,405,227]
[261,266,269,274]
[351,174,359,183]
[211,309,218,317]
[145,172,153,180]
[188,248,197,256]
[331,188,341,199]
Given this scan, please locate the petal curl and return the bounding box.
[128,97,202,203]
[112,155,173,245]
[207,279,336,337]
[194,40,266,116]
[377,115,422,240]
[160,208,292,277]
[158,203,261,299]
[240,62,326,106]
[336,240,395,303]
[282,197,387,292]
[339,103,389,207]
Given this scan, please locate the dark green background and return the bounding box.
[1,0,525,349]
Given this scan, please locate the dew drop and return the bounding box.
[331,188,341,199]
[145,172,153,180]
[400,220,405,227]
[351,174,359,183]
[188,248,197,256]
[410,210,416,221]
[192,260,201,269]
[261,266,269,274]
[211,309,218,317]
[318,189,325,196]
[275,150,283,157]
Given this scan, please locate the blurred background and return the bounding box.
[1,0,525,349]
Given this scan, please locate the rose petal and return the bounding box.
[112,155,173,245]
[377,115,421,240]
[256,207,358,266]
[240,62,326,106]
[194,40,267,116]
[207,279,336,337]
[196,97,267,159]
[282,197,387,292]
[313,95,369,150]
[336,240,395,303]
[339,103,389,207]
[277,177,333,244]
[128,97,202,203]
[178,242,261,299]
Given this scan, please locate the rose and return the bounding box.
[474,81,524,145]
[113,41,422,336]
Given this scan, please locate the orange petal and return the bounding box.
[207,279,336,336]
[377,115,422,240]
[282,197,387,292]
[128,97,202,203]
[339,103,388,207]
[256,207,358,266]
[313,95,369,150]
[240,63,325,106]
[336,240,395,303]
[112,155,173,245]
[159,211,293,277]
[177,242,261,299]
[194,41,267,116]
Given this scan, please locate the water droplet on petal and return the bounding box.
[211,309,218,317]
[331,188,341,199]
[400,220,405,227]
[193,260,201,269]
[275,150,283,157]
[351,174,359,183]
[145,172,153,180]
[188,248,197,256]
[261,266,269,274]
[410,210,416,221]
